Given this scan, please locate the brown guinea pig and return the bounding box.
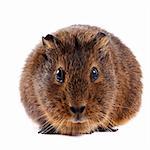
[20,25,142,135]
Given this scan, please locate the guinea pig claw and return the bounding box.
[108,127,118,132]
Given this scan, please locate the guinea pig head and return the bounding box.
[33,31,117,135]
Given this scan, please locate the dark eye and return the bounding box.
[55,67,65,83]
[90,67,99,81]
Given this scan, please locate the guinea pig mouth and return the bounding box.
[70,115,87,123]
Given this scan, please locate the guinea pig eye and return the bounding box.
[55,67,65,83]
[90,67,99,81]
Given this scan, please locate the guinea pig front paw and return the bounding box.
[38,124,59,134]
[96,126,118,132]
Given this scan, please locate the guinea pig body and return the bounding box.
[20,25,142,135]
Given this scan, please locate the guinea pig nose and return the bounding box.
[70,106,85,114]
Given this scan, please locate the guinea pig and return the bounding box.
[20,25,142,135]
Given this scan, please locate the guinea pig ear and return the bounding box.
[42,34,64,50]
[42,34,54,47]
[93,32,111,64]
[86,31,109,50]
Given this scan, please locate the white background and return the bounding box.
[0,0,149,150]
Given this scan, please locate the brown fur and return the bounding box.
[20,25,142,135]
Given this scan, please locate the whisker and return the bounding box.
[102,100,139,110]
[96,120,113,132]
[99,112,117,127]
[55,117,65,133]
[43,125,56,134]
[39,120,52,130]
[87,120,92,134]
[89,120,97,134]
[66,120,70,134]
[111,104,135,109]
[38,123,54,134]
[41,116,65,134]
[93,113,118,132]
[34,114,47,122]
